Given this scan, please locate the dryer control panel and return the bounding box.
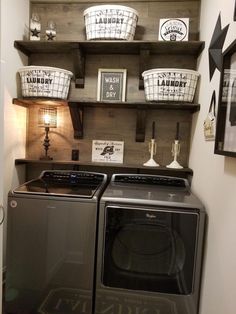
[112,174,188,188]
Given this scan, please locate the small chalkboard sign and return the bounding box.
[97,68,127,102]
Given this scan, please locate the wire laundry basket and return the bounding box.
[142,68,200,102]
[83,5,139,40]
[18,66,73,99]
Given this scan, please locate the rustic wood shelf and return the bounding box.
[14,40,205,89]
[13,98,200,142]
[15,158,193,177]
[13,97,67,107]
[68,100,200,111]
[14,40,205,56]
[13,98,200,111]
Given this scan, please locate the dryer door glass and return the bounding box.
[102,206,199,295]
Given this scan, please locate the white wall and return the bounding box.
[189,0,236,313]
[0,1,3,309]
[0,0,29,273]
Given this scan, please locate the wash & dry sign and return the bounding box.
[97,69,127,102]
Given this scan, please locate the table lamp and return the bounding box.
[38,107,57,160]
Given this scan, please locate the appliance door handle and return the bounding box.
[0,204,5,225]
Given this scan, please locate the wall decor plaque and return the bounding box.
[204,91,216,141]
[97,69,127,102]
[158,18,189,41]
[92,140,124,163]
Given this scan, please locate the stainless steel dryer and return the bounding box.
[5,170,107,314]
[95,174,206,314]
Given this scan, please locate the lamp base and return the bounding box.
[143,158,160,167]
[40,156,53,160]
[166,160,183,169]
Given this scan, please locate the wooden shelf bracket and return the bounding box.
[68,102,84,139]
[72,45,85,88]
[139,49,150,90]
[136,106,147,142]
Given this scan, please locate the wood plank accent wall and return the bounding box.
[27,105,192,167]
[31,1,200,41]
[25,1,201,169]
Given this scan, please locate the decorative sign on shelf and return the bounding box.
[92,140,124,163]
[97,68,127,102]
[158,18,189,41]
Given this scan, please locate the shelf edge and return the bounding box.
[15,159,193,174]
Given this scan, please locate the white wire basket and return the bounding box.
[18,66,73,99]
[142,68,200,102]
[83,5,139,40]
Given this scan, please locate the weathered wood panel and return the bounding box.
[23,1,201,170]
[29,53,197,101]
[30,1,200,41]
[27,103,192,168]
[31,1,200,4]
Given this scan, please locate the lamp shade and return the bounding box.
[38,107,57,128]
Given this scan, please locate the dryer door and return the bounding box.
[102,205,199,295]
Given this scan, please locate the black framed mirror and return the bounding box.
[215,39,236,157]
[234,1,236,21]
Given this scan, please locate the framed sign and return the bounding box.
[234,1,236,21]
[92,140,124,163]
[215,39,236,157]
[97,68,127,102]
[158,18,189,41]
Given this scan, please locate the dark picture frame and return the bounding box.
[97,68,127,102]
[215,39,236,157]
[234,1,236,21]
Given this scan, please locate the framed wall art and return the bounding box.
[215,39,236,157]
[234,1,236,21]
[92,140,124,163]
[97,68,127,102]
[158,18,189,41]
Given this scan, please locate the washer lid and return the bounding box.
[13,171,107,198]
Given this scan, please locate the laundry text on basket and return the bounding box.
[95,17,124,24]
[26,77,53,85]
[157,80,187,87]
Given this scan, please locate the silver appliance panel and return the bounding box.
[5,171,108,314]
[95,174,206,314]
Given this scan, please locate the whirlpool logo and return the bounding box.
[146,213,157,219]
